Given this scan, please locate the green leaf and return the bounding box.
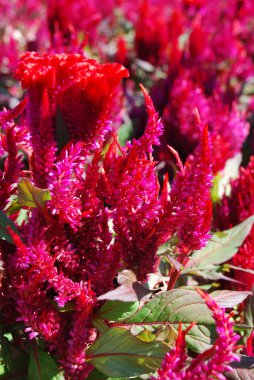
[6,198,23,216]
[182,265,243,284]
[18,178,51,209]
[211,153,242,202]
[0,210,22,244]
[211,174,222,203]
[225,264,254,276]
[136,59,155,73]
[136,330,156,342]
[191,215,254,267]
[96,300,139,321]
[87,327,167,377]
[118,120,133,147]
[0,336,29,379]
[28,345,64,380]
[86,368,108,380]
[92,318,109,334]
[124,289,215,352]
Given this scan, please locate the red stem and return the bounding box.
[167,254,190,290]
[167,267,179,290]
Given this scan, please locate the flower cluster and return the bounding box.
[0,52,214,378]
[1,52,129,379]
[1,0,254,378]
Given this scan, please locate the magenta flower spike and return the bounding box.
[175,121,213,252]
[0,99,28,209]
[102,85,164,280]
[216,157,254,289]
[163,115,213,254]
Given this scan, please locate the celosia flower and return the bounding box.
[155,116,213,255]
[102,85,163,280]
[47,0,102,47]
[0,0,46,73]
[170,120,213,253]
[1,52,214,379]
[155,289,239,380]
[134,2,170,65]
[48,142,86,229]
[15,52,129,186]
[0,99,28,209]
[162,75,249,173]
[0,52,129,379]
[216,157,254,290]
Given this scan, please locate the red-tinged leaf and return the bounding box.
[97,281,151,302]
[193,268,244,284]
[225,369,254,380]
[231,355,254,370]
[211,290,251,308]
[98,270,151,302]
[226,355,254,380]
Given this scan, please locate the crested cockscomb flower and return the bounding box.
[155,289,239,380]
[15,52,129,186]
[216,157,254,290]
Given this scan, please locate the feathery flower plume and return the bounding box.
[157,112,213,254]
[216,157,254,289]
[172,117,213,253]
[0,100,28,209]
[103,85,163,280]
[162,76,249,173]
